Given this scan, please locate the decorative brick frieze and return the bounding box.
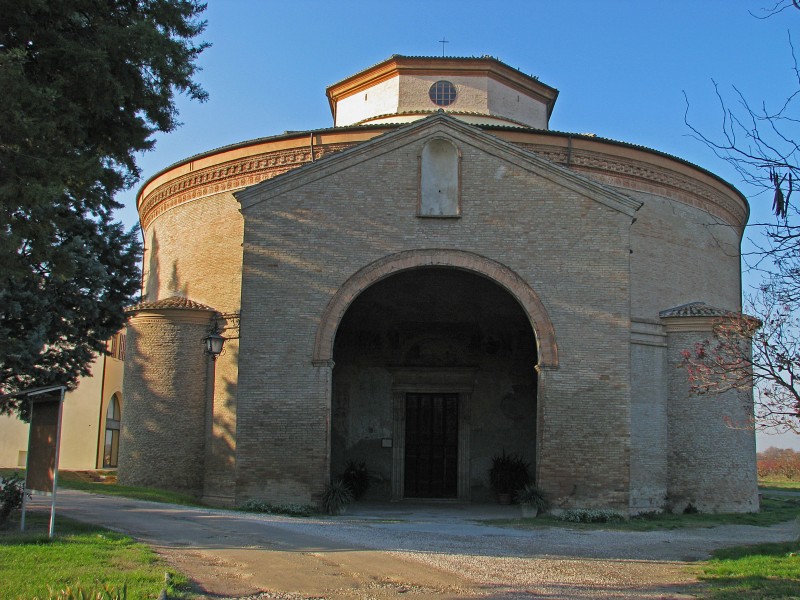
[138,129,746,233]
[139,143,355,229]
[516,143,747,230]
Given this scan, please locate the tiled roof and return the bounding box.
[356,110,532,128]
[329,54,551,91]
[126,295,216,312]
[659,302,734,318]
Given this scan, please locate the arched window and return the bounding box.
[419,138,460,216]
[103,394,121,468]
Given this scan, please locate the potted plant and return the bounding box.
[489,450,530,504]
[341,460,370,500]
[321,478,353,515]
[515,483,549,518]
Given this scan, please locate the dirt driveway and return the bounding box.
[28,490,800,599]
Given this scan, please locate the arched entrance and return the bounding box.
[325,256,553,502]
[314,249,557,367]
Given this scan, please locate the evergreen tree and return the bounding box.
[0,0,208,415]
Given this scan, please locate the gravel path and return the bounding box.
[28,491,800,600]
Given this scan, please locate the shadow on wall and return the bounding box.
[168,260,188,298]
[120,318,215,496]
[146,231,160,300]
[145,230,189,301]
[204,340,239,501]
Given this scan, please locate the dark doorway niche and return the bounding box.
[331,267,538,502]
[404,393,459,498]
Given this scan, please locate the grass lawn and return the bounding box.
[0,469,203,507]
[760,478,800,492]
[56,471,203,506]
[486,493,800,531]
[699,540,800,599]
[0,512,190,599]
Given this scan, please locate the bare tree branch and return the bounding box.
[681,285,800,433]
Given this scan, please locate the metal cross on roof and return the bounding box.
[439,37,449,57]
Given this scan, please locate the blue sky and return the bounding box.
[117,0,799,449]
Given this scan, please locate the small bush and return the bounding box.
[633,510,666,520]
[321,478,353,515]
[683,502,699,514]
[514,483,550,511]
[341,460,370,500]
[489,450,531,496]
[557,508,627,523]
[0,472,26,526]
[239,500,314,517]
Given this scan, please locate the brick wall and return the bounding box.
[629,324,669,512]
[629,191,743,319]
[236,119,635,508]
[120,308,212,495]
[665,329,758,512]
[127,115,753,512]
[142,191,243,313]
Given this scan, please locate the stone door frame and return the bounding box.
[390,367,476,501]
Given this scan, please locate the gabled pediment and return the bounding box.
[235,114,642,217]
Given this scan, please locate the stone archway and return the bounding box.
[313,249,558,368]
[316,250,558,501]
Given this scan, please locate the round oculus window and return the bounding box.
[429,80,457,107]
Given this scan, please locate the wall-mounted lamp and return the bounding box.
[204,331,226,358]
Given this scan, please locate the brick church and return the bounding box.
[122,55,758,513]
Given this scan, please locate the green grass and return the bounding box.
[698,540,800,599]
[0,469,203,507]
[760,479,800,492]
[485,493,800,531]
[0,513,190,599]
[56,472,203,507]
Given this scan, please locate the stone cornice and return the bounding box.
[515,143,747,231]
[660,316,718,333]
[138,143,355,230]
[127,308,215,326]
[125,295,217,326]
[137,124,747,233]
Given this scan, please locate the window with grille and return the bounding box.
[429,80,457,107]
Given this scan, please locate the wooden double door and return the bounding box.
[403,393,459,498]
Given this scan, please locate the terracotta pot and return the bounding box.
[497,493,512,505]
[520,504,539,518]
